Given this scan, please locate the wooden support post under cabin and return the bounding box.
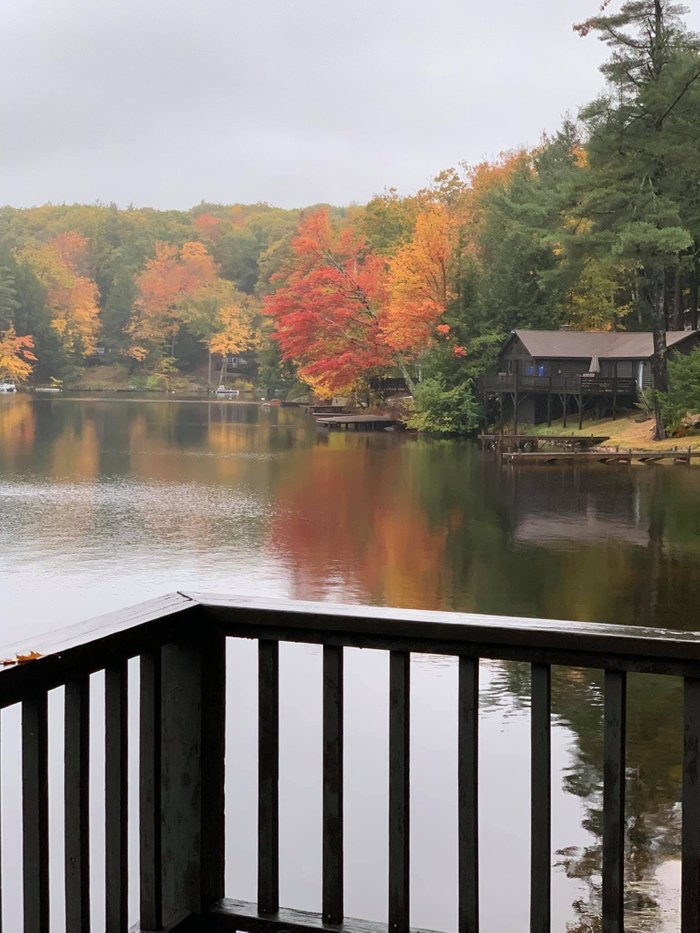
[499,393,504,433]
[612,362,618,420]
[562,379,568,428]
[578,377,584,431]
[547,377,552,427]
[513,372,519,435]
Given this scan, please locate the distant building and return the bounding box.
[481,329,700,427]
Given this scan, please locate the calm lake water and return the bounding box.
[1,395,700,932]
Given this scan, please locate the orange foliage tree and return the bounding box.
[127,241,218,361]
[0,326,36,382]
[18,233,100,357]
[382,204,457,357]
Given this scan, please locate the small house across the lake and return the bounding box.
[480,328,700,429]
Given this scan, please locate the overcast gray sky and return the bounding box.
[2,0,699,210]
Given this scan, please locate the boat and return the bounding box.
[34,386,62,394]
[0,382,17,393]
[214,386,240,398]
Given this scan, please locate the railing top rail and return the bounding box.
[187,592,700,672]
[0,591,195,707]
[3,591,700,707]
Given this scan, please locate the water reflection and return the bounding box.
[1,396,700,931]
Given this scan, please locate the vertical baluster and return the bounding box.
[389,651,410,933]
[530,664,551,933]
[106,661,129,932]
[200,634,227,910]
[323,646,344,924]
[65,677,91,932]
[682,676,700,933]
[0,713,2,933]
[458,657,479,933]
[603,670,626,933]
[22,691,49,933]
[258,641,279,915]
[140,650,162,931]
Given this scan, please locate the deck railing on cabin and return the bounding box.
[479,374,638,396]
[4,592,700,932]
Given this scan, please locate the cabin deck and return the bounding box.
[479,374,638,396]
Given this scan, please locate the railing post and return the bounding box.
[682,677,700,932]
[389,652,410,933]
[140,629,226,931]
[603,670,626,933]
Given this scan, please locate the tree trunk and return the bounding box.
[397,360,417,395]
[207,351,212,389]
[691,253,699,331]
[672,267,683,330]
[647,269,669,440]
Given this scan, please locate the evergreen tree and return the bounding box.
[0,264,20,328]
[575,0,700,437]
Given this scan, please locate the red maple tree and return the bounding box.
[264,209,392,394]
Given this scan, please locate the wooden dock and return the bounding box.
[479,433,610,451]
[502,448,699,465]
[315,414,402,431]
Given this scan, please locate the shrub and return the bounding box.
[406,377,482,435]
[658,347,700,433]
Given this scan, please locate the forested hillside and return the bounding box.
[1,1,699,437]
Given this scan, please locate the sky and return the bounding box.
[1,0,699,211]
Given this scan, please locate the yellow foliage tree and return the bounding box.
[382,205,457,355]
[567,260,632,331]
[0,326,36,382]
[18,235,100,356]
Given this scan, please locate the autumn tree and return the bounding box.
[178,278,256,384]
[127,241,218,362]
[382,205,457,364]
[265,209,392,395]
[0,325,36,382]
[17,233,100,361]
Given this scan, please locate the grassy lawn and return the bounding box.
[528,412,700,451]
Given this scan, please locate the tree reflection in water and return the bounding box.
[1,400,700,930]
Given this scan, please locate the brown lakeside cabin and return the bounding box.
[480,328,700,430]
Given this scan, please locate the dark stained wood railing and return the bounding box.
[3,592,700,932]
[479,373,638,396]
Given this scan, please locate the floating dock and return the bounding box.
[479,433,610,451]
[315,414,402,431]
[502,448,699,465]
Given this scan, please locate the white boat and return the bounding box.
[0,382,16,393]
[34,386,62,394]
[215,386,240,397]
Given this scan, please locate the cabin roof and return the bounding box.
[510,329,697,360]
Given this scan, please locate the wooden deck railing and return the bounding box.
[479,374,638,395]
[4,592,700,932]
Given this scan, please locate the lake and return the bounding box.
[1,395,699,932]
